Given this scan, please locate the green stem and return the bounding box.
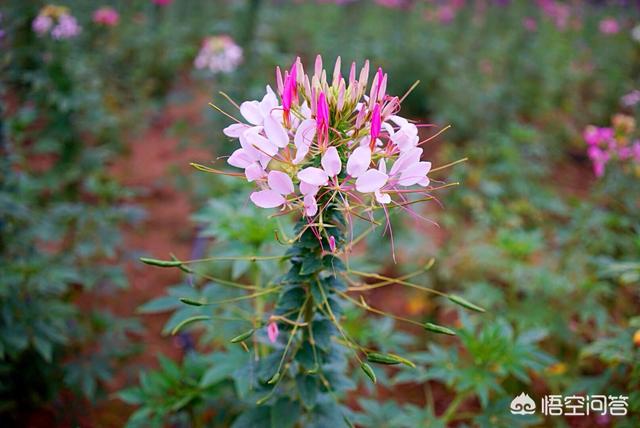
[441,391,471,423]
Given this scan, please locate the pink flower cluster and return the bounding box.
[93,7,119,27]
[224,56,433,220]
[32,6,81,40]
[194,35,243,74]
[599,17,620,35]
[537,0,571,30]
[584,117,640,178]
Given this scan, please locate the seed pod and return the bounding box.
[230,329,255,343]
[267,372,280,385]
[367,352,402,365]
[367,352,415,368]
[140,257,182,267]
[448,294,486,313]
[171,315,210,335]
[179,297,204,306]
[424,322,457,336]
[360,362,377,384]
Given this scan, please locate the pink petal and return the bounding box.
[259,86,278,117]
[300,181,319,196]
[295,119,317,148]
[267,322,279,343]
[297,167,329,186]
[346,146,371,178]
[321,147,342,177]
[245,163,265,182]
[244,128,278,156]
[398,161,432,186]
[293,143,310,165]
[250,190,286,208]
[391,124,419,152]
[227,149,254,169]
[304,194,318,216]
[223,123,249,138]
[378,159,387,174]
[240,100,263,125]
[268,171,294,195]
[355,169,388,193]
[375,189,391,204]
[264,115,289,148]
[328,236,336,252]
[390,147,423,177]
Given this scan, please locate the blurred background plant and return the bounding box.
[1,0,639,426]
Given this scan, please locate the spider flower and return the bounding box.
[93,7,119,27]
[33,5,81,39]
[194,35,243,74]
[222,56,435,226]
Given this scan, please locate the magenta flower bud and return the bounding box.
[370,104,382,149]
[276,66,284,95]
[314,54,323,81]
[316,92,330,149]
[337,80,346,111]
[355,107,367,129]
[328,236,336,252]
[332,56,342,87]
[267,322,279,344]
[349,62,356,86]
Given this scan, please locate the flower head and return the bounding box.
[194,35,243,75]
[220,56,439,244]
[33,6,81,39]
[599,17,620,35]
[93,7,119,27]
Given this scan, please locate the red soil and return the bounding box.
[90,85,214,427]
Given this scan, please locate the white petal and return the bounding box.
[399,161,431,186]
[250,190,285,208]
[295,119,316,148]
[304,194,318,216]
[227,149,254,169]
[346,146,371,178]
[244,128,278,156]
[375,189,391,204]
[321,147,342,177]
[297,167,329,186]
[268,171,294,195]
[390,147,423,177]
[355,169,388,193]
[245,163,265,182]
[223,123,249,138]
[300,181,319,196]
[264,115,289,148]
[240,100,263,125]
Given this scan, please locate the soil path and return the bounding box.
[93,85,213,427]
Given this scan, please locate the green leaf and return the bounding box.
[118,387,144,405]
[296,374,318,409]
[270,398,301,428]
